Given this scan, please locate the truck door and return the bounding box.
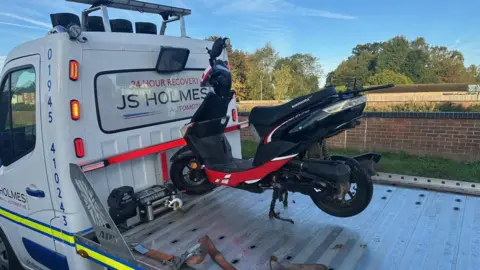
[0,55,63,269]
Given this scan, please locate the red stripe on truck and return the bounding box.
[161,152,169,183]
[224,125,238,133]
[80,122,249,173]
[108,139,185,165]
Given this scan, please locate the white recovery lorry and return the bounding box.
[0,1,479,270]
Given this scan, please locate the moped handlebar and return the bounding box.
[362,84,395,92]
[339,84,395,96]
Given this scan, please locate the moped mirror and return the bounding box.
[210,37,228,59]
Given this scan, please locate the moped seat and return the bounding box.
[249,87,337,127]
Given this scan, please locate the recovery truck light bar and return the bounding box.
[67,0,191,17]
[79,122,249,173]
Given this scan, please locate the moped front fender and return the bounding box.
[170,146,194,163]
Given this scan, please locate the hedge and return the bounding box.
[364,102,480,112]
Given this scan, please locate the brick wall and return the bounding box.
[239,121,254,140]
[239,112,480,161]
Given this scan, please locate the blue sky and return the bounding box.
[0,0,479,79]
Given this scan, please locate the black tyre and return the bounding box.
[170,155,216,195]
[310,157,373,218]
[0,228,22,270]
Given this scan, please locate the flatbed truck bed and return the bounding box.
[121,181,479,270]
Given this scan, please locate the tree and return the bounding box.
[246,43,278,100]
[366,69,413,85]
[331,35,476,87]
[402,47,439,83]
[275,53,322,97]
[467,65,480,83]
[229,50,250,100]
[429,46,469,83]
[352,42,384,56]
[410,37,427,50]
[376,36,410,73]
[275,54,321,76]
[273,65,294,100]
[330,51,376,86]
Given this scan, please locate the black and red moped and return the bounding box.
[170,37,392,223]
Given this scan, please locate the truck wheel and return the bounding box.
[310,158,373,218]
[0,228,22,270]
[170,156,216,195]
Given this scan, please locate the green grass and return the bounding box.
[241,140,480,182]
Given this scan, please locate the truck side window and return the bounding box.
[0,67,36,166]
[0,76,12,166]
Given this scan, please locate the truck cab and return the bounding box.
[0,1,241,269]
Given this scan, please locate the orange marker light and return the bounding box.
[69,60,79,81]
[70,100,80,120]
[74,138,85,158]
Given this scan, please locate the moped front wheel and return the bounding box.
[170,155,216,195]
[310,157,373,218]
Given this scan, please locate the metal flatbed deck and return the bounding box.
[123,183,480,270]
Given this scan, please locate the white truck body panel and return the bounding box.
[0,30,240,270]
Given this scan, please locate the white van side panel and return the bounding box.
[1,29,241,270]
[80,49,191,211]
[72,35,239,212]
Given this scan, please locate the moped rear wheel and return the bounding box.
[310,157,373,217]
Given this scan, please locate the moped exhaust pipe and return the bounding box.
[289,159,351,184]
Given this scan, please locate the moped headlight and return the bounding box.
[322,95,367,114]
